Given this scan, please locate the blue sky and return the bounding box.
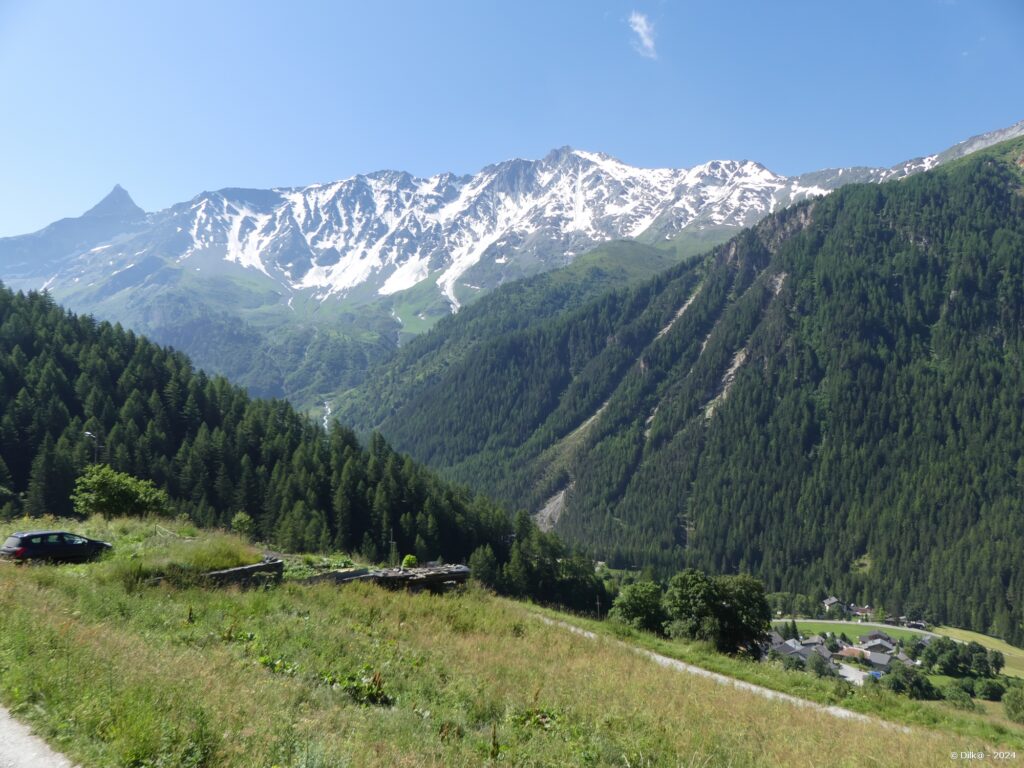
[0,0,1021,235]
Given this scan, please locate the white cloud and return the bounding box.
[628,11,656,59]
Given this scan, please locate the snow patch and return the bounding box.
[379,253,429,295]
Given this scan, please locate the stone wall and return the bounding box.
[204,558,284,587]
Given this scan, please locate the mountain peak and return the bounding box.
[82,184,145,220]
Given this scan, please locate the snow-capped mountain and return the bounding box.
[6,118,1019,317]
[0,120,1020,406]
[2,150,829,312]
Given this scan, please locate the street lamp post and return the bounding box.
[84,431,103,464]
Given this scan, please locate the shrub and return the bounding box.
[955,677,975,697]
[344,667,393,707]
[231,511,255,538]
[989,650,1006,676]
[807,652,836,678]
[609,581,665,634]
[72,465,170,519]
[401,554,418,569]
[1004,686,1024,724]
[829,679,855,703]
[942,684,976,711]
[883,664,940,700]
[781,655,805,672]
[977,679,1006,702]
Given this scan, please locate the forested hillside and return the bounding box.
[335,235,712,426]
[348,139,1024,643]
[0,286,602,609]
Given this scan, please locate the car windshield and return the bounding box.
[3,536,20,548]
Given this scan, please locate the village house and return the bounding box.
[858,630,893,645]
[860,637,895,654]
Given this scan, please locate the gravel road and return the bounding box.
[0,707,77,768]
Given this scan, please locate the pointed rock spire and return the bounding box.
[82,184,145,220]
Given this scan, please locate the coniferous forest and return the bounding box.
[0,286,604,611]
[339,139,1024,643]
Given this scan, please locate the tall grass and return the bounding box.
[534,604,1024,750]
[0,519,1016,766]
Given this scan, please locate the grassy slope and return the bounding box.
[0,518,1019,767]
[539,608,1024,751]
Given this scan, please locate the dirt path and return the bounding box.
[537,615,911,733]
[0,707,77,768]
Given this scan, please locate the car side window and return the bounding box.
[64,535,86,545]
[45,534,62,544]
[28,536,42,545]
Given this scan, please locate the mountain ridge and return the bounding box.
[8,120,1022,311]
[2,120,1022,408]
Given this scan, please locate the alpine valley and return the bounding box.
[3,123,1024,648]
[336,134,1024,644]
[3,121,1022,408]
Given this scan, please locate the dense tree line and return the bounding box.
[334,139,1024,644]
[0,285,603,611]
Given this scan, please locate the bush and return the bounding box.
[883,664,940,700]
[72,465,170,519]
[942,684,976,711]
[231,511,255,538]
[977,679,1006,702]
[829,679,855,702]
[609,581,665,634]
[807,652,836,678]
[954,677,975,697]
[401,554,418,569]
[781,655,805,672]
[1004,686,1024,724]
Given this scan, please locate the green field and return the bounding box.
[0,516,1018,767]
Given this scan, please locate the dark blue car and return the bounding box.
[1,530,112,563]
